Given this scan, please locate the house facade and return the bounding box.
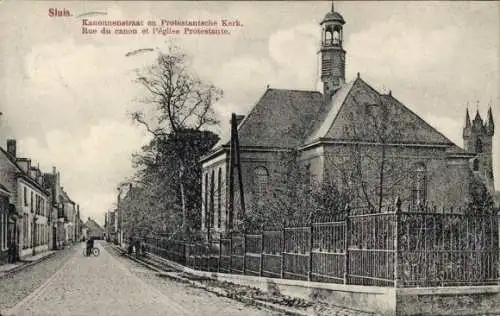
[84,217,104,240]
[60,188,76,244]
[0,140,52,259]
[43,167,66,249]
[0,184,11,263]
[200,7,495,235]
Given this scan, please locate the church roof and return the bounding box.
[305,77,455,146]
[204,77,463,163]
[218,88,326,149]
[321,11,345,24]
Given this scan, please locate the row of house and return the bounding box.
[0,139,83,264]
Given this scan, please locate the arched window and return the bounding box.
[253,167,269,206]
[325,30,332,44]
[411,163,426,208]
[473,159,479,171]
[217,168,222,229]
[332,30,340,44]
[210,170,215,228]
[476,138,483,153]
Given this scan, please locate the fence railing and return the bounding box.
[139,200,499,288]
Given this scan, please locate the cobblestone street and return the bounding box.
[0,241,275,316]
[0,246,75,313]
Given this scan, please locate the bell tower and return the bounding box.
[463,106,495,193]
[320,3,346,100]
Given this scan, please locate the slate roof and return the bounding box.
[213,88,326,150]
[0,147,48,193]
[307,78,455,145]
[85,218,104,233]
[60,188,74,204]
[207,77,466,159]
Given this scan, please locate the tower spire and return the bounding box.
[465,107,471,128]
[331,0,334,12]
[486,106,495,136]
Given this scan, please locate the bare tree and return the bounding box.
[131,45,223,232]
[325,95,414,214]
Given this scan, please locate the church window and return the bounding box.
[473,159,479,171]
[411,163,426,208]
[217,168,222,229]
[204,173,208,229]
[210,170,215,228]
[476,138,483,153]
[253,167,269,206]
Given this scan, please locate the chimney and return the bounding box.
[129,183,132,191]
[52,166,56,174]
[6,139,16,158]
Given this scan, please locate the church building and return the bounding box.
[200,6,495,234]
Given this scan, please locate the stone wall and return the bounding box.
[397,286,500,315]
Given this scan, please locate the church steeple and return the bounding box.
[463,103,495,194]
[486,107,495,136]
[463,107,471,138]
[320,3,346,100]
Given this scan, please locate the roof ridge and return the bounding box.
[384,94,455,146]
[305,78,358,143]
[267,88,322,94]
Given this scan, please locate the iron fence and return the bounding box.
[139,202,499,288]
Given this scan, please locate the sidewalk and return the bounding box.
[0,250,56,277]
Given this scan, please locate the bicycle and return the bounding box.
[82,247,100,257]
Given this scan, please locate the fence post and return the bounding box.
[281,219,286,279]
[204,242,208,272]
[259,224,264,277]
[229,231,233,273]
[344,204,350,285]
[243,229,247,275]
[218,237,222,273]
[308,216,314,281]
[182,241,187,266]
[394,196,402,288]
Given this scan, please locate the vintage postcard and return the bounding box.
[0,1,499,315]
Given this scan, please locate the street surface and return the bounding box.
[1,241,274,316]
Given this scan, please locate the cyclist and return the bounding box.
[86,237,94,256]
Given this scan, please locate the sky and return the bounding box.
[0,1,498,226]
